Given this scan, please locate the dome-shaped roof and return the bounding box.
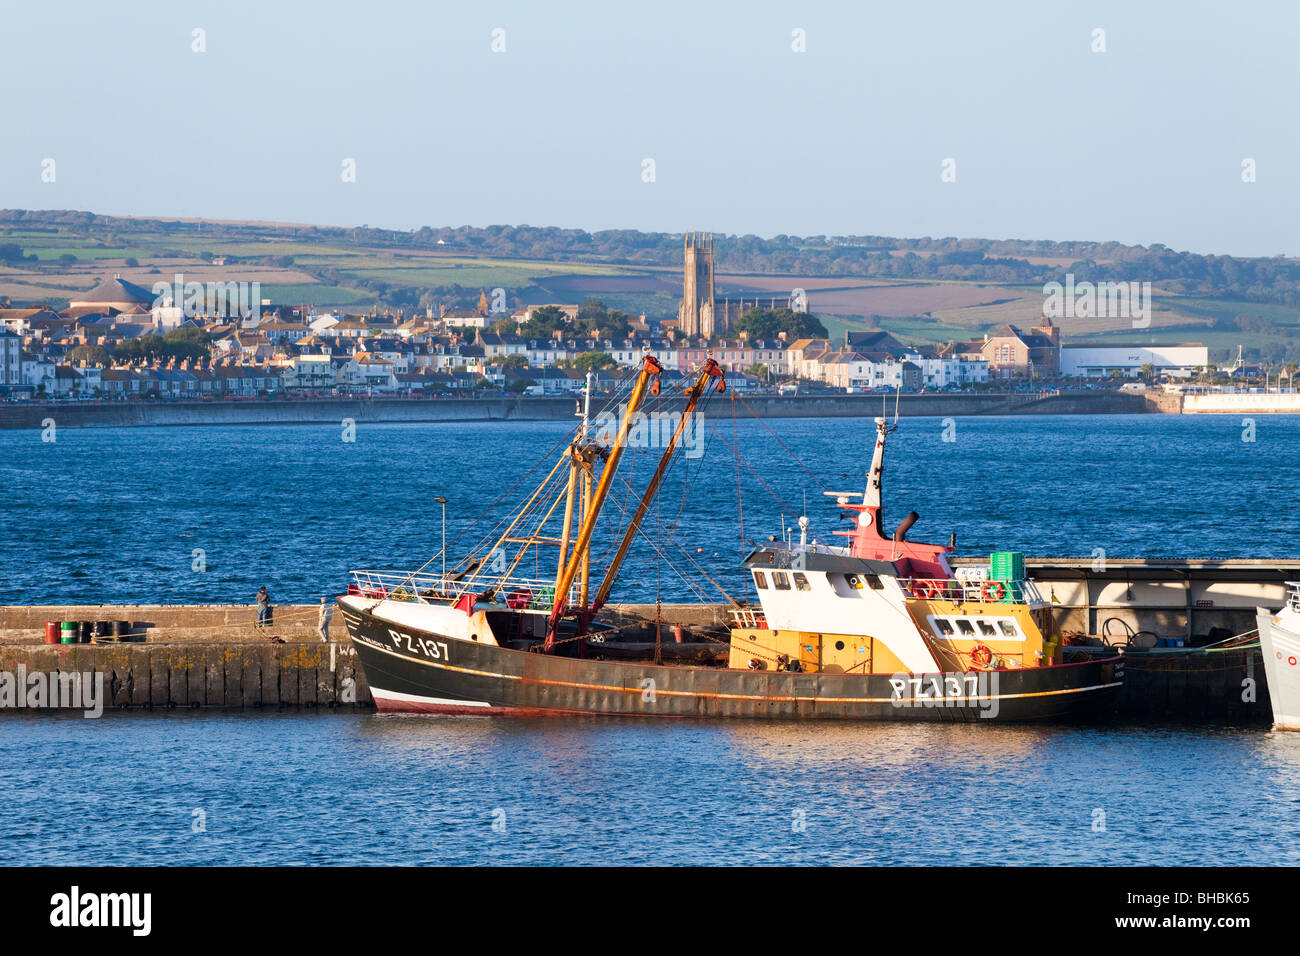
[72,275,156,306]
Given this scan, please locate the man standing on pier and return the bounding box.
[317,596,333,642]
[255,585,273,629]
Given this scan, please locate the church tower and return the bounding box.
[678,233,718,338]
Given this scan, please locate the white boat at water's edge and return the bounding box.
[1256,582,1300,731]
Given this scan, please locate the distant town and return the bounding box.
[0,227,1282,404]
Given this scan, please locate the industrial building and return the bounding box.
[1060,343,1209,378]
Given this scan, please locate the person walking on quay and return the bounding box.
[255,585,273,629]
[317,596,333,643]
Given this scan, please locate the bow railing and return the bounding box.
[347,569,576,611]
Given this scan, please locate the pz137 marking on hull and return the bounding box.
[387,628,450,662]
[889,671,1001,718]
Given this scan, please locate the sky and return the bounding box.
[1,0,1296,257]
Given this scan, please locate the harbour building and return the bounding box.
[1060,344,1209,378]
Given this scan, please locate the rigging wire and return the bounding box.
[604,466,738,605]
[429,364,647,579]
[732,391,828,491]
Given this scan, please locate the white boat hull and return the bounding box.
[1256,609,1300,731]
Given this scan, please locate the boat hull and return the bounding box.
[1257,609,1300,731]
[344,605,1124,722]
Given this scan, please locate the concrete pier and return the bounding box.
[0,604,370,710]
[1,641,371,710]
[0,590,1276,720]
[951,556,1300,643]
[1115,645,1266,722]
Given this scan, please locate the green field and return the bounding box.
[4,218,1299,363]
[1161,296,1300,327]
[256,284,368,306]
[350,266,550,288]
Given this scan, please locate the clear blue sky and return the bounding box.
[2,0,1296,256]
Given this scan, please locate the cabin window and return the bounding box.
[793,572,811,592]
[998,620,1019,638]
[864,574,883,590]
[773,572,791,590]
[934,618,955,636]
[978,620,997,637]
[956,619,976,636]
[846,574,864,590]
[754,571,768,589]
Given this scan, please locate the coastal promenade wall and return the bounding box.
[0,390,1157,430]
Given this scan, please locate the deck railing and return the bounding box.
[728,606,769,629]
[902,577,1045,606]
[1286,581,1300,613]
[348,569,576,610]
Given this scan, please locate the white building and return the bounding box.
[1060,344,1209,379]
[309,313,342,335]
[0,329,20,385]
[22,354,55,392]
[902,353,990,388]
[441,308,487,329]
[281,354,337,391]
[526,341,574,367]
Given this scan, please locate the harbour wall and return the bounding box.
[952,555,1300,643]
[0,604,371,710]
[1183,392,1300,414]
[1113,645,1264,722]
[0,602,712,712]
[0,390,1159,430]
[0,599,1271,720]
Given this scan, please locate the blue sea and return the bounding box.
[2,414,1299,865]
[2,414,1297,606]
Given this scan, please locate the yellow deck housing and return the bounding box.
[728,598,1059,674]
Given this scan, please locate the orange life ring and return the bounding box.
[982,581,1007,602]
[913,580,936,600]
[970,644,994,669]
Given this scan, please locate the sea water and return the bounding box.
[1,414,1298,864]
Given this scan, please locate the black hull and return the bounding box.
[344,606,1124,722]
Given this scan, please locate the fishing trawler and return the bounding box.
[340,353,1123,721]
[1256,584,1300,730]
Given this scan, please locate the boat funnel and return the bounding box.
[893,511,919,543]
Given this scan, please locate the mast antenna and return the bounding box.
[581,369,593,440]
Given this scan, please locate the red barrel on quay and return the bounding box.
[44,621,59,644]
